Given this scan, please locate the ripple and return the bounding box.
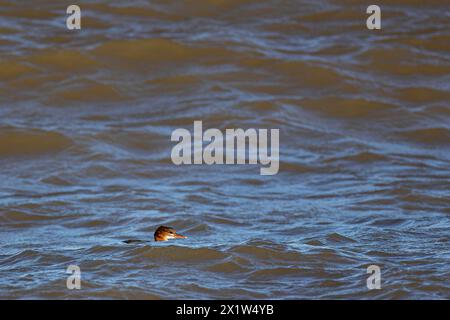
[126,246,228,263]
[326,233,357,244]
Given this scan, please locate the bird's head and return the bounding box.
[154,226,187,242]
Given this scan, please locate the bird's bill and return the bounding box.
[173,233,187,239]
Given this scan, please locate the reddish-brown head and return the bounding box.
[154,226,187,242]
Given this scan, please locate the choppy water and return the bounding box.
[0,0,449,299]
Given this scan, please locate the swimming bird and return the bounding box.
[154,225,187,241]
[123,225,187,244]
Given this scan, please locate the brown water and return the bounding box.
[0,0,449,299]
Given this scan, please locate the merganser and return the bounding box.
[123,225,187,244]
[154,225,187,241]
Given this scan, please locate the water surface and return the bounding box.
[0,0,449,299]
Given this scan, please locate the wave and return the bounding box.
[0,127,72,157]
[399,127,450,145]
[0,61,36,81]
[91,38,240,69]
[125,245,228,263]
